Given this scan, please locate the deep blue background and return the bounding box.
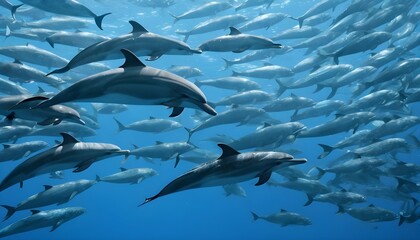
[0,0,419,239]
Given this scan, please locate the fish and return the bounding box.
[251,209,312,227]
[39,49,216,117]
[96,167,157,184]
[0,207,85,238]
[18,0,111,30]
[0,132,129,192]
[140,144,307,205]
[198,27,282,53]
[1,180,96,221]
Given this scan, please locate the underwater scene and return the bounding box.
[0,0,419,239]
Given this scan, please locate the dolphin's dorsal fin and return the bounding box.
[281,209,287,213]
[129,21,148,33]
[156,141,163,145]
[291,93,297,98]
[262,122,272,128]
[340,188,347,192]
[229,27,241,35]
[217,143,240,159]
[13,59,23,64]
[2,144,11,149]
[43,185,53,191]
[60,132,80,145]
[132,144,139,149]
[119,49,146,68]
[368,204,375,207]
[120,167,127,172]
[149,116,156,120]
[31,210,41,215]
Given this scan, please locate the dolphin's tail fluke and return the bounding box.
[10,4,23,19]
[336,205,346,214]
[113,117,127,132]
[314,167,326,180]
[250,211,260,221]
[47,65,70,76]
[95,13,111,30]
[185,127,193,142]
[318,144,335,159]
[1,205,16,222]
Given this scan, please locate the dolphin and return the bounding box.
[0,132,129,192]
[39,49,216,117]
[0,207,85,238]
[1,179,96,221]
[47,21,201,75]
[18,0,110,30]
[140,143,306,205]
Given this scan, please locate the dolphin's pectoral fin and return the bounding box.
[73,160,95,172]
[232,48,249,53]
[23,150,31,158]
[174,154,180,168]
[255,170,272,186]
[135,178,144,184]
[146,53,163,61]
[68,191,78,201]
[50,220,64,232]
[37,118,59,126]
[169,107,184,117]
[19,181,23,188]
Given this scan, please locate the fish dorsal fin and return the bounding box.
[13,59,23,64]
[149,116,156,120]
[31,210,41,215]
[156,141,163,145]
[60,132,80,145]
[217,143,240,159]
[368,204,375,208]
[43,185,53,191]
[129,20,148,33]
[120,167,127,172]
[229,27,241,35]
[281,209,287,213]
[119,49,146,68]
[2,144,11,149]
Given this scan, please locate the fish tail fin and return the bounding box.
[222,58,234,70]
[185,127,193,142]
[47,65,70,76]
[327,87,337,99]
[304,194,314,206]
[11,4,23,19]
[298,17,304,28]
[275,79,287,97]
[250,211,260,221]
[113,117,126,132]
[169,13,179,24]
[336,205,346,214]
[1,205,16,221]
[46,37,55,48]
[95,175,102,182]
[318,144,335,159]
[95,13,111,30]
[398,214,406,226]
[315,167,326,180]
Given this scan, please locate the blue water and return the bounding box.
[1,0,419,239]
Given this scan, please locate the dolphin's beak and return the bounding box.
[191,49,202,54]
[200,103,217,116]
[289,158,307,165]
